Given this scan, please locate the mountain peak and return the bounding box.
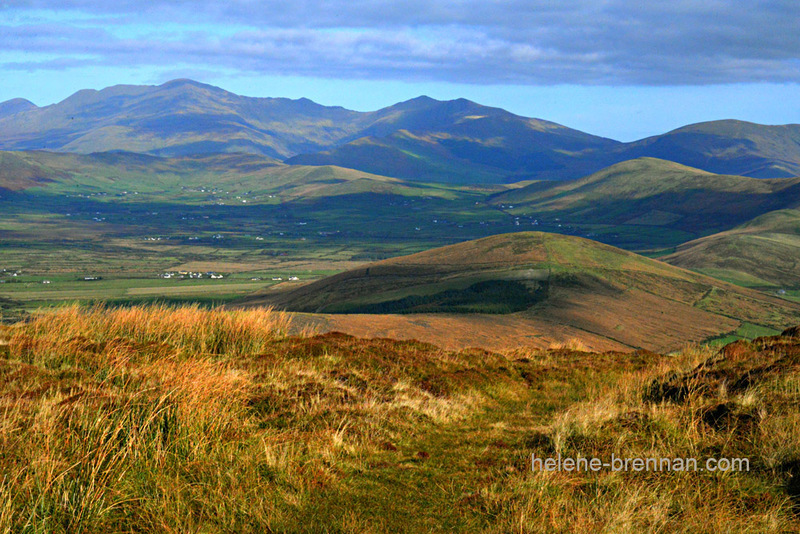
[160,78,206,88]
[407,95,438,103]
[0,98,37,118]
[157,79,227,94]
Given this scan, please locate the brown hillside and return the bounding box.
[240,232,800,352]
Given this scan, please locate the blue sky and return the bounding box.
[2,1,799,141]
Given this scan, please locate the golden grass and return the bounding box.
[0,305,798,532]
[547,338,589,352]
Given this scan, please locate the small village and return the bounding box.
[159,271,225,279]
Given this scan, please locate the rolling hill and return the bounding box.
[491,158,800,245]
[0,149,472,202]
[662,209,800,289]
[620,120,800,178]
[244,232,800,352]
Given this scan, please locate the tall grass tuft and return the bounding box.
[12,303,291,362]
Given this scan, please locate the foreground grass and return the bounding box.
[0,306,799,532]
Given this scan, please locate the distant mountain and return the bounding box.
[619,120,800,178]
[286,97,619,183]
[0,98,36,118]
[493,158,800,238]
[295,118,800,182]
[662,209,800,289]
[249,232,800,350]
[0,80,371,159]
[2,80,800,182]
[0,80,613,175]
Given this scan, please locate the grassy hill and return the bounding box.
[0,150,473,203]
[248,232,800,351]
[662,209,800,289]
[0,149,517,313]
[2,305,800,531]
[621,119,800,178]
[491,158,800,247]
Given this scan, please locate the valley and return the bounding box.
[5,1,800,530]
[1,80,799,352]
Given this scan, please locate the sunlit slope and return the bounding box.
[0,150,469,201]
[287,98,619,183]
[620,119,800,178]
[250,232,800,350]
[494,158,800,235]
[663,209,800,288]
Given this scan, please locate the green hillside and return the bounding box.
[492,157,800,247]
[621,120,800,177]
[663,209,800,289]
[0,150,470,203]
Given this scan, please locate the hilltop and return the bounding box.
[621,119,800,178]
[245,232,800,352]
[663,209,800,289]
[491,158,800,247]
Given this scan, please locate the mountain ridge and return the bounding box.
[4,79,800,181]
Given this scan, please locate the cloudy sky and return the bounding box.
[2,0,799,140]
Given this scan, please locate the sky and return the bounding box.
[1,0,799,141]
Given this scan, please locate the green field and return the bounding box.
[703,322,782,347]
[3,151,800,320]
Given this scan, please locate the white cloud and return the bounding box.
[2,1,799,85]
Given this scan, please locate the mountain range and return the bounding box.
[2,79,800,182]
